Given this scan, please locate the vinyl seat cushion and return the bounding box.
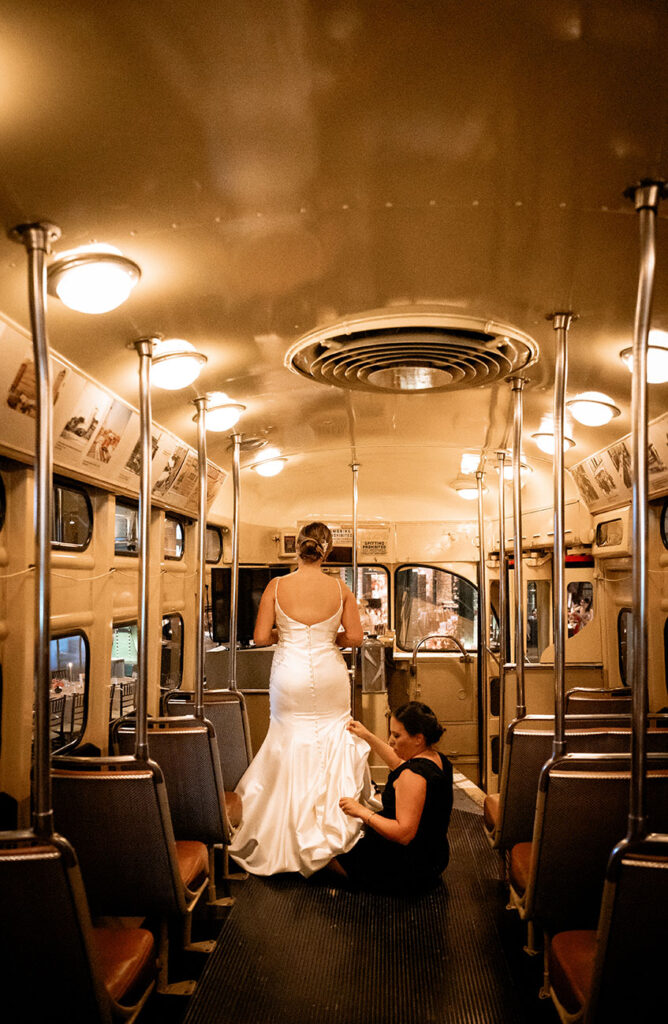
[483,793,499,832]
[509,841,532,895]
[93,927,156,1005]
[549,929,596,1014]
[175,840,209,889]
[225,791,243,829]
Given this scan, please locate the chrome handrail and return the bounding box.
[411,633,473,675]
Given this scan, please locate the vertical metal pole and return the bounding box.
[194,396,208,719]
[496,450,508,760]
[10,221,61,837]
[350,461,360,719]
[511,379,526,718]
[228,433,241,690]
[134,338,155,761]
[548,312,573,758]
[476,469,489,789]
[625,179,666,840]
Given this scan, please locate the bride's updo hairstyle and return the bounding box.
[393,702,444,745]
[296,521,332,564]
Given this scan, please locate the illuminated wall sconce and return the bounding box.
[451,475,482,500]
[531,433,575,455]
[620,328,668,384]
[566,391,621,426]
[47,243,140,313]
[194,392,245,431]
[251,446,287,477]
[151,337,207,390]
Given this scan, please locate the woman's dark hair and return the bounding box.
[393,701,444,745]
[296,521,332,563]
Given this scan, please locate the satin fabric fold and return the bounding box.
[229,588,370,876]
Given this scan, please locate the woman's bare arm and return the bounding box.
[253,579,278,646]
[340,770,426,845]
[335,585,364,647]
[347,720,402,770]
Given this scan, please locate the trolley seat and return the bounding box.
[113,717,243,900]
[164,688,253,790]
[0,832,157,1022]
[548,835,668,1022]
[508,753,668,937]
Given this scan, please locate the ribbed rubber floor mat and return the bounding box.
[184,809,554,1024]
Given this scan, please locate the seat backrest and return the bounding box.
[52,755,187,917]
[528,753,668,934]
[0,831,111,1023]
[165,689,252,789]
[587,836,668,1022]
[496,721,642,851]
[115,717,231,844]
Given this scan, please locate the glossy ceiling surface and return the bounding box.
[0,0,666,522]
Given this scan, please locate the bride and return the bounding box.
[229,521,371,876]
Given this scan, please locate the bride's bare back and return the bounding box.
[254,565,363,646]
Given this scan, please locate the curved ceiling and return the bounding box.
[0,1,666,522]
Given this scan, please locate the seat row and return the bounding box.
[483,687,668,1022]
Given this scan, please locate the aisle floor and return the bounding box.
[180,791,559,1024]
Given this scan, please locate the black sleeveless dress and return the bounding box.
[337,753,453,893]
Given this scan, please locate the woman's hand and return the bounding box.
[339,797,366,819]
[346,719,371,741]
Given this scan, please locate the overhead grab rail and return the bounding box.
[410,633,474,676]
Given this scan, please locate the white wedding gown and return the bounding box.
[229,583,371,876]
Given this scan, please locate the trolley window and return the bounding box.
[324,565,390,635]
[205,525,224,564]
[48,631,89,752]
[114,500,138,556]
[618,608,632,686]
[109,623,137,722]
[395,565,478,653]
[51,480,92,550]
[164,514,185,560]
[161,613,184,692]
[527,580,551,663]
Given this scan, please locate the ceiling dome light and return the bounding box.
[198,392,245,432]
[531,432,575,455]
[566,391,621,426]
[497,455,532,481]
[47,243,140,314]
[251,446,287,477]
[451,476,483,500]
[620,328,668,384]
[151,338,207,390]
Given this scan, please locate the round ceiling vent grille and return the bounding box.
[285,310,538,394]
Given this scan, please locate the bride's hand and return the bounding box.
[347,719,371,741]
[339,797,365,819]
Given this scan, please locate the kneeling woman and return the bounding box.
[329,702,453,893]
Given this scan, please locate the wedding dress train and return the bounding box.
[229,584,370,876]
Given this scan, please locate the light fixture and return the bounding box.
[496,455,532,481]
[460,453,480,474]
[194,392,245,432]
[451,475,483,500]
[566,391,621,426]
[531,432,575,455]
[620,328,668,384]
[47,243,140,313]
[251,446,287,477]
[151,338,207,390]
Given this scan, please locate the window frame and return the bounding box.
[114,498,139,557]
[160,612,185,691]
[49,628,90,754]
[393,562,479,653]
[205,524,224,564]
[164,513,186,561]
[51,477,93,552]
[617,607,632,686]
